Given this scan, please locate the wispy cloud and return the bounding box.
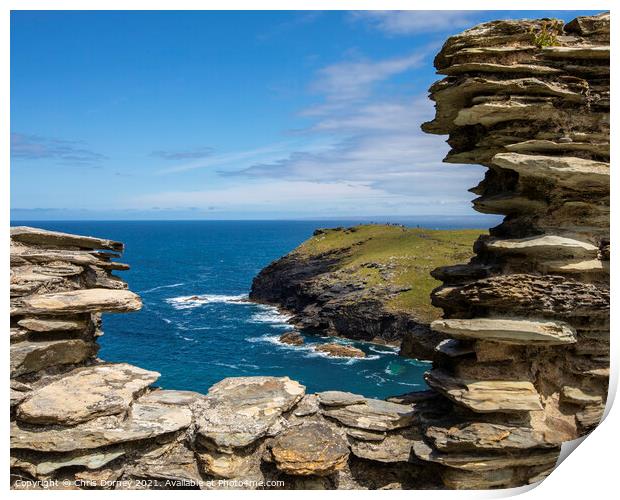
[150,147,213,160]
[310,52,427,103]
[156,143,300,175]
[143,41,483,216]
[349,10,478,35]
[218,49,484,213]
[11,132,107,166]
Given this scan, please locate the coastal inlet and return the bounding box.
[11,220,486,398]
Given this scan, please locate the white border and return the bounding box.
[3,1,616,498]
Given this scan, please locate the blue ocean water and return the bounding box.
[11,218,495,398]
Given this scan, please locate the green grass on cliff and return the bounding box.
[293,224,482,323]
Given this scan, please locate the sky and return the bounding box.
[10,10,601,220]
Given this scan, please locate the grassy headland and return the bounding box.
[292,224,481,323]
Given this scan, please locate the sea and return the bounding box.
[11,217,497,399]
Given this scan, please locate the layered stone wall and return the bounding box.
[9,12,609,491]
[417,11,610,488]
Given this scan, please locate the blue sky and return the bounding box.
[11,10,600,220]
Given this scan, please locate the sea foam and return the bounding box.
[166,293,249,310]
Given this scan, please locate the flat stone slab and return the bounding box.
[317,391,367,407]
[11,226,124,251]
[425,422,548,452]
[270,422,350,476]
[13,449,127,476]
[412,439,559,472]
[484,235,599,259]
[541,45,610,59]
[505,139,609,157]
[17,317,87,332]
[12,289,142,315]
[424,369,543,413]
[193,376,305,450]
[11,403,192,452]
[11,246,129,271]
[349,428,419,463]
[11,340,97,377]
[138,389,201,406]
[440,62,563,76]
[17,363,160,425]
[546,259,608,274]
[492,153,609,189]
[560,386,603,406]
[322,398,415,431]
[431,318,576,345]
[293,394,319,417]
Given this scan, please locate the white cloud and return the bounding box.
[157,143,294,174]
[350,11,478,35]
[144,45,486,217]
[310,52,427,102]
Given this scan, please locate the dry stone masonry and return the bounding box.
[9,12,609,490]
[418,11,610,488]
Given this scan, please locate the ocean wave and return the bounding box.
[245,334,382,363]
[248,307,293,325]
[166,293,249,310]
[368,345,399,355]
[212,361,260,371]
[140,282,184,294]
[364,373,387,385]
[395,381,423,387]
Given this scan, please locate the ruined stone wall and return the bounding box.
[417,11,610,489]
[9,12,610,491]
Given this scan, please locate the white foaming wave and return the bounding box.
[364,373,387,384]
[245,334,382,363]
[396,381,422,387]
[166,293,249,310]
[248,307,293,325]
[141,282,184,294]
[303,351,380,363]
[212,361,260,371]
[368,345,399,355]
[245,334,283,345]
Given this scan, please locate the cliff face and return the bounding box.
[250,225,478,359]
[9,11,610,491]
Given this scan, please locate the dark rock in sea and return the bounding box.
[314,343,366,359]
[279,331,304,346]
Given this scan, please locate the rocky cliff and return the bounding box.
[250,224,479,359]
[9,11,610,491]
